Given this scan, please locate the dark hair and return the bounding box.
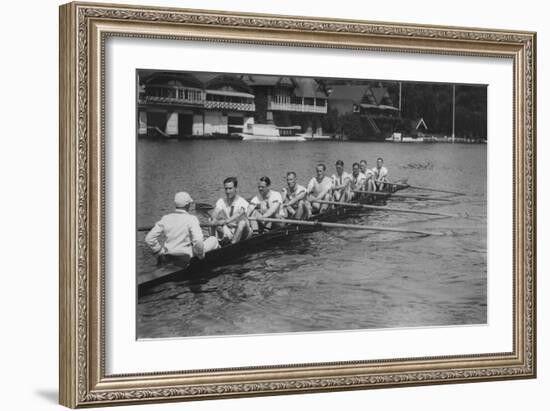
[335,160,344,167]
[259,176,271,186]
[286,171,297,178]
[360,159,367,165]
[223,176,238,187]
[377,157,384,162]
[316,163,326,171]
[352,162,360,168]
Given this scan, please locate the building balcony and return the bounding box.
[268,101,327,114]
[204,101,256,111]
[141,96,204,106]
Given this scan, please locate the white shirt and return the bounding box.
[145,209,203,257]
[213,195,249,227]
[372,166,388,180]
[281,184,307,202]
[307,176,333,198]
[250,190,283,217]
[331,171,352,188]
[350,172,367,189]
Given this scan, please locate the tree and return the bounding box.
[339,114,364,140]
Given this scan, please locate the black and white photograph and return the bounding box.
[136,69,487,339]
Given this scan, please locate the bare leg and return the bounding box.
[304,200,312,218]
[204,236,219,252]
[232,219,249,244]
[366,179,375,192]
[295,200,305,220]
[283,205,295,219]
[249,210,260,232]
[215,225,225,239]
[319,193,331,212]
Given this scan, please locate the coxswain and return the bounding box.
[331,160,352,202]
[359,159,375,192]
[349,162,367,200]
[372,157,389,191]
[248,176,283,233]
[280,171,308,220]
[306,163,333,214]
[145,192,219,263]
[211,177,252,244]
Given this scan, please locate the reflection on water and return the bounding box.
[137,140,486,338]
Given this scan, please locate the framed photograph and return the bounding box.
[59,1,536,408]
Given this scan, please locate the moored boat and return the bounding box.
[240,124,306,141]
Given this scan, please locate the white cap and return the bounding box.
[174,192,193,208]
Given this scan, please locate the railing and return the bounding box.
[268,101,327,113]
[143,96,204,106]
[204,101,256,111]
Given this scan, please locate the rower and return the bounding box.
[145,192,219,263]
[211,177,252,244]
[372,157,389,191]
[331,160,352,202]
[349,162,367,200]
[359,159,375,192]
[306,163,333,215]
[248,176,283,233]
[281,171,308,220]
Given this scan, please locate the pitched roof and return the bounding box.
[240,75,293,87]
[415,117,428,130]
[327,85,370,102]
[370,87,389,105]
[206,74,253,93]
[292,78,328,98]
[144,72,203,89]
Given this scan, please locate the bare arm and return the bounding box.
[286,190,306,207]
[262,201,281,218]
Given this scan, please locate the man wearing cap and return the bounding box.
[145,192,219,261]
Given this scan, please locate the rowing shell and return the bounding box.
[138,184,406,294]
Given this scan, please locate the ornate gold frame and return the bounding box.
[59,1,536,408]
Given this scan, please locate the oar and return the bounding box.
[383,181,466,196]
[353,190,455,202]
[250,216,444,236]
[315,199,458,218]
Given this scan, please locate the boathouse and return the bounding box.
[241,75,329,136]
[138,72,205,138]
[204,75,256,136]
[138,72,256,138]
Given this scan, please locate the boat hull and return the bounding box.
[138,189,402,294]
[241,134,306,142]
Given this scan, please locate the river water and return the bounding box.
[136,140,487,339]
